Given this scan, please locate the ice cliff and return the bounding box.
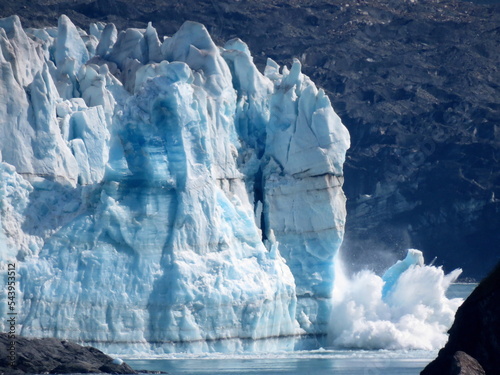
[0,15,349,353]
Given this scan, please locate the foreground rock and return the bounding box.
[450,352,485,375]
[421,262,500,375]
[0,333,137,374]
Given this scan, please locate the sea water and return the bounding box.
[124,283,476,375]
[126,350,432,375]
[126,350,433,375]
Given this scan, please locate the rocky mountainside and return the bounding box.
[0,0,498,278]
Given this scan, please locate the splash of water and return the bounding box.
[329,249,463,350]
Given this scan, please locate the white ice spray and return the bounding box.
[328,249,463,350]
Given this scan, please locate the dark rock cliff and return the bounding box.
[421,262,500,375]
[0,0,498,278]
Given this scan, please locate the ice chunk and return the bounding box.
[222,38,272,156]
[68,106,110,184]
[95,23,117,58]
[56,15,89,70]
[108,28,148,68]
[264,58,281,81]
[89,22,104,39]
[382,248,424,297]
[161,21,232,97]
[328,251,463,350]
[145,22,162,63]
[0,16,45,86]
[266,59,350,177]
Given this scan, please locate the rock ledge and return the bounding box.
[0,333,138,374]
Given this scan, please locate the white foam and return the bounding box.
[328,250,463,350]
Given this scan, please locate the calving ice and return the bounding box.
[0,15,460,354]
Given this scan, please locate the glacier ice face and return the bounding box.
[0,15,349,353]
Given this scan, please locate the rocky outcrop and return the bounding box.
[450,351,485,375]
[421,262,500,375]
[0,0,497,279]
[0,333,137,374]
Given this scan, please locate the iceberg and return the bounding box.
[0,16,350,353]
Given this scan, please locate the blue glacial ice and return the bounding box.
[0,15,350,353]
[382,248,424,297]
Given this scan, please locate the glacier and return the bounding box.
[0,15,350,353]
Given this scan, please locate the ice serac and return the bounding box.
[0,16,349,353]
[0,16,78,185]
[261,59,349,334]
[222,42,349,334]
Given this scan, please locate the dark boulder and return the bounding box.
[421,262,500,375]
[450,351,485,375]
[0,333,137,374]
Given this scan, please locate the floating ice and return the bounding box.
[328,250,463,350]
